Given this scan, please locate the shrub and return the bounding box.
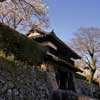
[0,23,45,65]
[0,50,14,61]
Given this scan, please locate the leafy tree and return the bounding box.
[0,0,48,31]
[70,27,100,83]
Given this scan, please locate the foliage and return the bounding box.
[0,23,46,65]
[75,73,86,80]
[0,50,6,58]
[0,0,48,31]
[70,27,100,83]
[0,50,14,61]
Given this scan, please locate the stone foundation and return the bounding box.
[73,76,100,99]
[0,58,51,100]
[51,90,98,100]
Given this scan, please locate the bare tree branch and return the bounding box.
[70,27,100,83]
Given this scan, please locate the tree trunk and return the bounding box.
[88,69,96,83]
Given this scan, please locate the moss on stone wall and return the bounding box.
[0,23,45,65]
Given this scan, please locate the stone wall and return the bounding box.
[0,57,100,100]
[73,76,100,99]
[46,63,59,90]
[45,62,100,100]
[51,90,98,100]
[0,57,51,100]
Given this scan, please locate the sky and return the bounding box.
[46,0,100,42]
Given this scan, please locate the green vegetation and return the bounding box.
[75,73,86,80]
[0,23,45,65]
[0,50,14,61]
[75,73,99,85]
